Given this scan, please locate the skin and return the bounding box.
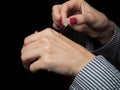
[21,0,115,76]
[52,0,115,44]
[21,28,95,76]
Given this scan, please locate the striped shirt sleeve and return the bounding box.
[69,55,120,90]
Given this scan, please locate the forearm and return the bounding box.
[92,24,120,53]
[69,55,120,90]
[86,24,120,69]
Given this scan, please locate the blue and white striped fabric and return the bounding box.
[70,55,120,90]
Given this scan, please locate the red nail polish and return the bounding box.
[59,17,63,24]
[70,17,77,24]
[56,25,62,30]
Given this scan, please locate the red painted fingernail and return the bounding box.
[70,17,77,24]
[59,17,62,24]
[56,25,62,30]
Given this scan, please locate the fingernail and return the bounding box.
[59,17,62,24]
[56,25,62,30]
[70,17,77,24]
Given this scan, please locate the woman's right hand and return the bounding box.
[52,0,115,44]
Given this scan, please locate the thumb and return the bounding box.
[69,14,87,25]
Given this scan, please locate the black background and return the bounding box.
[2,0,120,90]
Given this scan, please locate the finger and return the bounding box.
[21,39,43,54]
[69,21,99,37]
[21,47,42,62]
[52,23,63,30]
[23,28,53,46]
[60,0,82,23]
[52,5,62,25]
[60,1,70,24]
[29,58,49,73]
[52,13,61,26]
[69,14,87,25]
[21,46,46,70]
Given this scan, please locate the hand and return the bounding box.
[52,0,115,44]
[21,28,95,76]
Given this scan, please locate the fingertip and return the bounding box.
[70,17,77,25]
[53,23,63,30]
[59,17,62,24]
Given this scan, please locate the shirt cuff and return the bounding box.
[69,55,120,90]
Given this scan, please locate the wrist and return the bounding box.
[73,54,95,76]
[97,21,115,44]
